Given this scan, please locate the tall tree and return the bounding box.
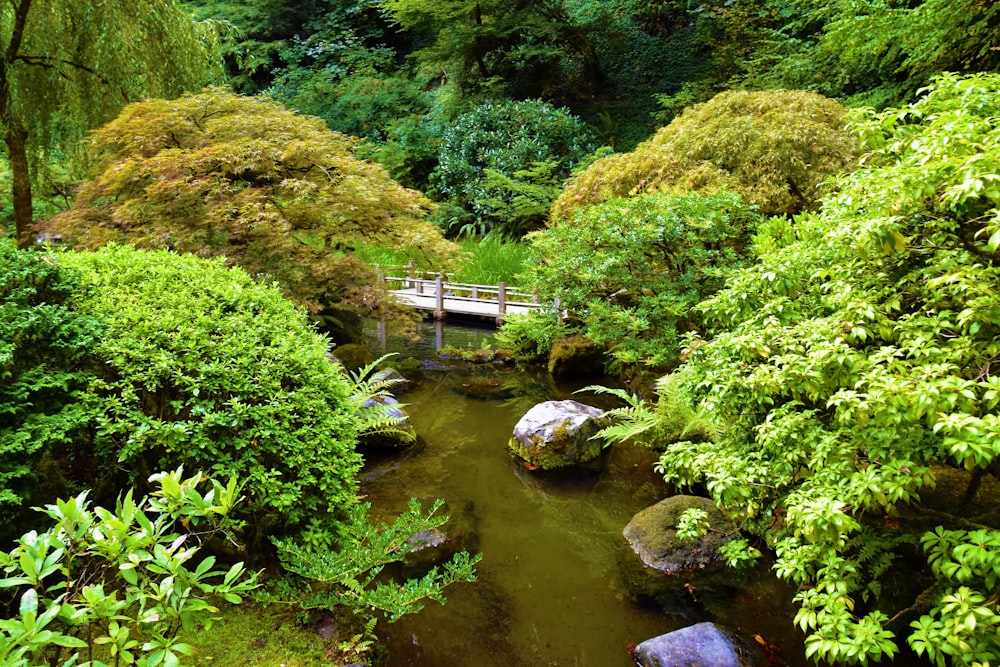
[378,0,600,101]
[0,0,222,247]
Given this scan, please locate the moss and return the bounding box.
[507,435,567,470]
[330,343,375,373]
[184,600,378,667]
[547,335,606,377]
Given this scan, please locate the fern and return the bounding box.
[576,385,660,444]
[271,499,481,625]
[347,353,416,444]
[578,373,724,448]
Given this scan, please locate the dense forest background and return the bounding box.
[7,0,999,242]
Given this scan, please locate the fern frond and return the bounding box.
[576,384,660,444]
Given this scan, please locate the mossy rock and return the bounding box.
[547,335,606,377]
[329,343,374,374]
[507,400,607,470]
[624,495,736,574]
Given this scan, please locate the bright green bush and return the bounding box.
[0,468,258,667]
[42,88,458,336]
[516,191,760,369]
[431,99,597,237]
[59,245,362,543]
[0,240,101,535]
[599,73,1000,665]
[551,89,860,221]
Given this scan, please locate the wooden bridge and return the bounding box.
[380,263,545,322]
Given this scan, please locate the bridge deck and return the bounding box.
[389,287,542,319]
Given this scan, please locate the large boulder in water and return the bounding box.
[507,400,607,470]
[633,622,760,667]
[624,495,736,574]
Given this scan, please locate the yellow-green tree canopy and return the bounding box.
[550,89,861,221]
[45,88,459,327]
[1,0,223,246]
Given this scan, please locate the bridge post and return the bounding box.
[407,259,416,289]
[498,281,507,318]
[435,274,446,319]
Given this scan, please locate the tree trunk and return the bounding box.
[6,125,34,248]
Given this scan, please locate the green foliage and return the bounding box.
[43,87,459,329]
[602,72,1000,664]
[909,528,1000,667]
[378,0,600,100]
[262,1,430,142]
[493,310,566,362]
[552,89,860,220]
[0,240,100,534]
[522,192,760,368]
[718,538,763,572]
[59,245,363,541]
[729,0,1000,107]
[184,0,322,93]
[1,0,224,246]
[0,468,258,667]
[568,0,710,146]
[578,384,658,444]
[348,354,417,446]
[431,99,597,237]
[452,234,531,285]
[675,507,710,542]
[271,498,480,636]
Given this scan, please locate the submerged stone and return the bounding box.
[633,622,759,667]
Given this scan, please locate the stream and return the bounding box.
[359,319,807,667]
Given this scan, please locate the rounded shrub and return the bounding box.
[59,245,362,544]
[551,89,860,221]
[431,98,598,237]
[0,240,101,538]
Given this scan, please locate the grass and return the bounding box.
[355,234,531,286]
[183,601,376,667]
[452,234,531,285]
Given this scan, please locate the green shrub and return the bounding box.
[552,89,860,221]
[271,499,480,644]
[0,468,258,667]
[59,245,362,544]
[493,311,565,362]
[431,99,598,237]
[518,192,760,369]
[0,240,101,536]
[598,72,1000,665]
[42,88,458,330]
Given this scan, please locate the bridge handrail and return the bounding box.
[384,276,537,301]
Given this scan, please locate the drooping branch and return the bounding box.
[14,54,112,85]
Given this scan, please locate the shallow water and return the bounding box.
[361,320,807,666]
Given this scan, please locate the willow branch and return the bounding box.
[14,54,112,85]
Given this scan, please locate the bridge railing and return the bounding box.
[378,262,543,319]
